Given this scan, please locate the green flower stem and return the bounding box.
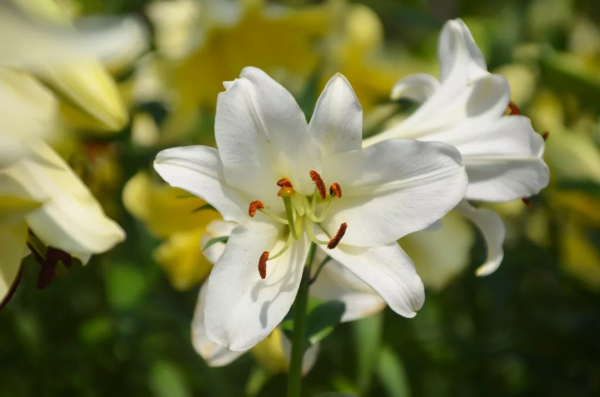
[287,242,317,397]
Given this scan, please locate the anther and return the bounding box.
[310,170,326,199]
[522,198,532,208]
[542,131,549,141]
[327,223,347,249]
[507,101,521,115]
[277,178,293,189]
[330,183,342,198]
[258,251,269,279]
[248,200,264,217]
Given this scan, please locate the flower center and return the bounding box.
[248,170,347,279]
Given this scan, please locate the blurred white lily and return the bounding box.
[0,0,148,70]
[0,140,125,304]
[365,19,550,276]
[154,67,467,350]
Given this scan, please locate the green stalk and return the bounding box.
[287,242,317,397]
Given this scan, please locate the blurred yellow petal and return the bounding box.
[545,129,600,184]
[0,221,28,304]
[529,90,565,132]
[154,228,212,291]
[401,211,474,291]
[0,195,42,225]
[561,222,600,290]
[494,63,537,106]
[123,172,220,238]
[250,327,288,374]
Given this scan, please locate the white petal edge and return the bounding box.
[204,220,310,351]
[390,73,441,103]
[456,200,505,276]
[438,18,487,83]
[191,283,246,367]
[154,146,250,224]
[318,242,425,318]
[322,139,468,247]
[309,73,363,156]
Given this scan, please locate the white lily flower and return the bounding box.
[154,67,467,351]
[364,19,550,276]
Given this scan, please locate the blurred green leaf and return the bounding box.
[540,51,600,105]
[245,366,271,397]
[377,347,411,397]
[558,180,600,197]
[106,263,146,310]
[353,312,384,394]
[149,361,191,397]
[79,316,113,343]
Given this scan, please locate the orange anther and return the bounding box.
[522,198,532,208]
[542,131,549,141]
[277,178,293,189]
[330,183,342,198]
[258,251,269,279]
[310,170,326,199]
[507,101,521,115]
[327,223,347,249]
[248,200,264,217]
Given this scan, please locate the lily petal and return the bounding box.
[154,146,250,224]
[390,73,441,102]
[0,141,124,257]
[318,242,425,318]
[322,139,467,247]
[401,210,474,291]
[0,221,28,304]
[310,256,385,322]
[215,67,320,198]
[204,220,310,351]
[309,73,362,156]
[192,283,246,367]
[461,116,550,201]
[456,200,505,276]
[438,19,487,83]
[200,220,238,265]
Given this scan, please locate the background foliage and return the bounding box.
[2,0,600,396]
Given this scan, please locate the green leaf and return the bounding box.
[353,312,384,394]
[191,203,217,213]
[281,298,345,352]
[177,193,196,199]
[202,236,229,251]
[106,263,147,310]
[297,66,321,119]
[557,180,600,197]
[377,346,412,397]
[149,361,191,397]
[245,366,271,397]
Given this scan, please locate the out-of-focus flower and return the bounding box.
[365,19,550,277]
[154,67,467,350]
[123,172,220,290]
[145,0,331,139]
[0,140,125,304]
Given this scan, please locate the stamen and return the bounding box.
[304,217,330,246]
[522,198,532,208]
[277,178,293,189]
[507,101,521,115]
[542,131,549,141]
[258,251,269,279]
[248,200,264,217]
[310,170,326,199]
[268,233,294,261]
[330,183,342,198]
[327,223,347,249]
